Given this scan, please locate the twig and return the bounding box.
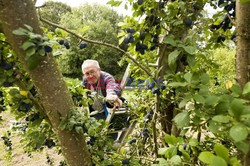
[226,13,236,26]
[152,99,159,158]
[39,17,152,77]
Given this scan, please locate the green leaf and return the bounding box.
[168,50,181,72]
[189,138,198,146]
[75,126,83,134]
[229,124,248,142]
[200,73,210,84]
[59,119,67,130]
[182,46,196,55]
[124,4,128,10]
[210,156,227,166]
[165,134,177,145]
[215,102,229,114]
[193,94,205,104]
[170,155,181,165]
[119,37,124,45]
[199,85,209,96]
[243,82,250,95]
[235,141,249,154]
[21,41,35,50]
[242,106,250,115]
[26,47,36,57]
[168,82,188,87]
[13,28,29,36]
[179,98,188,108]
[165,146,177,159]
[198,151,214,164]
[107,0,122,6]
[155,158,168,165]
[212,115,230,123]
[205,96,219,106]
[184,73,192,83]
[187,55,196,66]
[208,120,220,133]
[8,88,19,96]
[29,33,42,40]
[164,35,176,46]
[231,84,242,97]
[27,54,42,70]
[180,150,190,161]
[230,99,245,118]
[55,28,63,36]
[214,144,229,161]
[24,24,33,31]
[173,112,190,129]
[37,48,46,56]
[158,147,168,155]
[229,157,242,166]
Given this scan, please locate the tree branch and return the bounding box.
[39,17,152,77]
[152,97,159,158]
[226,13,236,26]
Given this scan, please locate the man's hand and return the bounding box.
[106,95,122,108]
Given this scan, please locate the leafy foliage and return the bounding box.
[1,0,249,165]
[53,3,127,78]
[13,25,53,70]
[39,1,72,31]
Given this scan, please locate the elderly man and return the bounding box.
[81,59,123,120]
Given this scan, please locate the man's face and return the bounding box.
[83,67,100,85]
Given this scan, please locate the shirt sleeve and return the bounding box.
[103,72,122,97]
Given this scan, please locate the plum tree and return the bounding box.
[0,0,249,165]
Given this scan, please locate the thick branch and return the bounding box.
[39,17,152,77]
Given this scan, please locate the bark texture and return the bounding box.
[0,0,92,165]
[236,1,250,166]
[236,0,250,87]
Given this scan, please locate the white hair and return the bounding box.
[81,59,100,71]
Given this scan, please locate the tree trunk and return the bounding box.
[0,0,92,165]
[236,1,250,165]
[157,44,174,134]
[236,0,250,87]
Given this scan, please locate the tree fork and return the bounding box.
[0,0,92,165]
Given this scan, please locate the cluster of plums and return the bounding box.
[17,100,33,113]
[58,39,87,50]
[210,0,236,43]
